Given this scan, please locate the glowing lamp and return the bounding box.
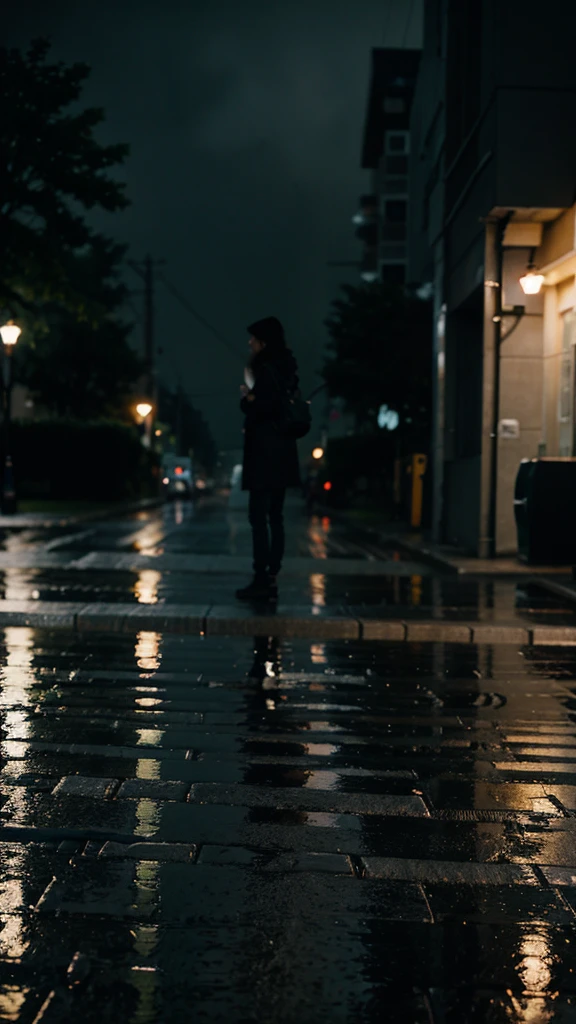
[136,402,153,419]
[0,321,22,347]
[175,466,183,475]
[323,481,332,492]
[519,269,544,295]
[312,447,324,460]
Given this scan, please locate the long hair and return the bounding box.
[247,316,289,373]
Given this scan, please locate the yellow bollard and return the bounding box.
[410,454,427,528]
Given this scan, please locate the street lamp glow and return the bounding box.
[312,447,324,460]
[0,322,22,347]
[519,270,545,295]
[136,402,153,419]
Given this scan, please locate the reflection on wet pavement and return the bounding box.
[1,628,576,1021]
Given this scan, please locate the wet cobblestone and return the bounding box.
[0,502,576,1020]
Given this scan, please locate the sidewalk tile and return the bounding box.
[52,776,118,798]
[469,624,531,644]
[116,779,189,801]
[405,621,473,643]
[361,857,539,884]
[205,605,359,638]
[99,841,196,862]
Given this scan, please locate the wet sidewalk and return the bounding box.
[0,497,575,644]
[2,631,576,1021]
[1,498,576,1021]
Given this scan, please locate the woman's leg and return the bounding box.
[268,488,286,576]
[249,489,270,577]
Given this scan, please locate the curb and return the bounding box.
[0,600,574,644]
[0,496,164,530]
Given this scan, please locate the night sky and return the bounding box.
[6,0,422,450]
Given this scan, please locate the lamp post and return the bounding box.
[0,321,21,514]
[135,402,154,448]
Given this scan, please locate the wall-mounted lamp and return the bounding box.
[519,248,544,295]
[519,267,545,295]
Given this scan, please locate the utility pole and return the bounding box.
[143,254,154,398]
[129,255,165,446]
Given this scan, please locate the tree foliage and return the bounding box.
[323,281,432,440]
[1,40,142,418]
[0,39,129,320]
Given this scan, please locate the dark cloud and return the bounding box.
[6,0,422,448]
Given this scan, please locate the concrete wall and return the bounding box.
[444,456,481,551]
[538,208,575,269]
[496,248,544,551]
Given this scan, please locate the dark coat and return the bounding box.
[241,349,301,491]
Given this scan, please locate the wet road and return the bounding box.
[1,500,576,1022]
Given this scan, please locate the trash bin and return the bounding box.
[514,457,576,564]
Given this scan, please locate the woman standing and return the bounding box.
[236,316,301,601]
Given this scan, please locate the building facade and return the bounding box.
[408,0,576,555]
[355,48,421,285]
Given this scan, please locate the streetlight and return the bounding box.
[0,321,22,514]
[312,446,324,460]
[135,402,154,448]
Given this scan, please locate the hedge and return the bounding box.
[4,420,159,500]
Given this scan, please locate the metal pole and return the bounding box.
[487,212,513,558]
[2,347,16,514]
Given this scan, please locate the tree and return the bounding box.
[15,233,143,418]
[0,39,129,321]
[323,281,432,445]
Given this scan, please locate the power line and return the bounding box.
[159,274,243,362]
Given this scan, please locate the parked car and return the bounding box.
[161,455,193,499]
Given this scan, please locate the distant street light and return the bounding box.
[312,447,324,460]
[135,402,154,449]
[0,321,22,514]
[136,402,153,420]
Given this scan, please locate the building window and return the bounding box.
[385,131,409,155]
[384,200,407,224]
[384,97,406,114]
[381,264,406,284]
[385,155,408,176]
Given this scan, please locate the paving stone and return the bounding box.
[35,862,152,918]
[198,845,257,866]
[76,603,132,632]
[189,783,429,816]
[494,762,576,776]
[52,776,118,798]
[0,600,78,628]
[532,626,576,645]
[537,865,576,886]
[358,619,407,641]
[116,779,189,801]
[404,621,473,643]
[99,841,196,862]
[205,605,360,639]
[469,623,532,645]
[262,852,354,874]
[361,857,539,885]
[123,604,208,634]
